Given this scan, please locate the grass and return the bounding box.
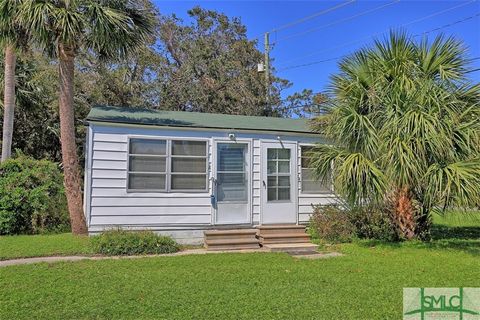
[0,233,92,260]
[0,211,478,319]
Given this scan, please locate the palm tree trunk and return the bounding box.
[58,43,87,235]
[1,45,16,162]
[392,187,416,240]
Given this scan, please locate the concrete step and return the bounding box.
[263,243,319,253]
[259,232,311,244]
[257,224,306,235]
[204,229,258,241]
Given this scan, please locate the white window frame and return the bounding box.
[127,136,209,193]
[299,144,333,194]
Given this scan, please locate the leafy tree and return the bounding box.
[156,7,289,115]
[20,0,155,235]
[279,89,328,118]
[0,0,30,162]
[311,32,480,240]
[0,52,61,161]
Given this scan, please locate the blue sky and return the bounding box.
[154,0,480,97]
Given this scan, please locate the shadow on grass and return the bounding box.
[357,224,480,256]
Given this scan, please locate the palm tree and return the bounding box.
[311,32,480,240]
[0,0,29,162]
[19,0,155,234]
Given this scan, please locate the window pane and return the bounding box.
[171,174,206,190]
[301,168,315,181]
[128,174,165,190]
[172,141,206,156]
[278,160,290,173]
[217,144,245,172]
[278,176,290,187]
[217,173,247,202]
[267,187,277,201]
[302,180,331,193]
[130,139,166,155]
[278,187,290,200]
[172,158,206,173]
[277,149,290,159]
[267,176,277,187]
[301,156,313,168]
[129,156,166,172]
[267,149,276,160]
[267,160,277,174]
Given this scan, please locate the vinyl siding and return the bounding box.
[85,122,337,239]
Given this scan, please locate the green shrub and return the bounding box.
[91,229,180,256]
[309,205,356,243]
[0,155,69,235]
[350,205,399,242]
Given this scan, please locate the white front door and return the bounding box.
[261,141,297,224]
[214,141,251,224]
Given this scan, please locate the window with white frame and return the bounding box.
[128,138,208,192]
[300,146,332,194]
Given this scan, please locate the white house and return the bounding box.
[84,105,337,245]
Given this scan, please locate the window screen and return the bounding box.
[128,139,167,191]
[301,146,332,193]
[170,140,207,191]
[216,143,248,202]
[128,139,208,192]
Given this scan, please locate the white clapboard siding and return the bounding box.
[93,150,128,161]
[93,141,128,152]
[91,197,210,207]
[91,188,209,198]
[90,215,211,226]
[92,160,127,170]
[88,129,214,229]
[94,133,128,143]
[92,178,126,188]
[86,125,328,234]
[92,169,126,179]
[91,206,210,216]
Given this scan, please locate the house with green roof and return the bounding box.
[84,105,337,248]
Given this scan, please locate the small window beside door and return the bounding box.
[300,146,332,194]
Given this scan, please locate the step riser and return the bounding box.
[261,238,311,244]
[258,229,306,235]
[205,234,257,241]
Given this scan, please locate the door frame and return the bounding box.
[260,140,299,225]
[211,138,253,225]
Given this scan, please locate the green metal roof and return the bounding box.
[86,105,315,134]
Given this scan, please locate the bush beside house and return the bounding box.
[91,229,180,256]
[310,205,398,243]
[0,155,69,235]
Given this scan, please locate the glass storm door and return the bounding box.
[261,142,297,224]
[215,142,250,224]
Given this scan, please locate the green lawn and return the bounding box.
[0,233,92,260]
[0,212,478,319]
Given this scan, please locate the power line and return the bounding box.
[251,0,356,41]
[277,12,480,73]
[274,0,401,44]
[413,12,480,37]
[278,0,477,66]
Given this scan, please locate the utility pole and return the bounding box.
[264,32,270,108]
